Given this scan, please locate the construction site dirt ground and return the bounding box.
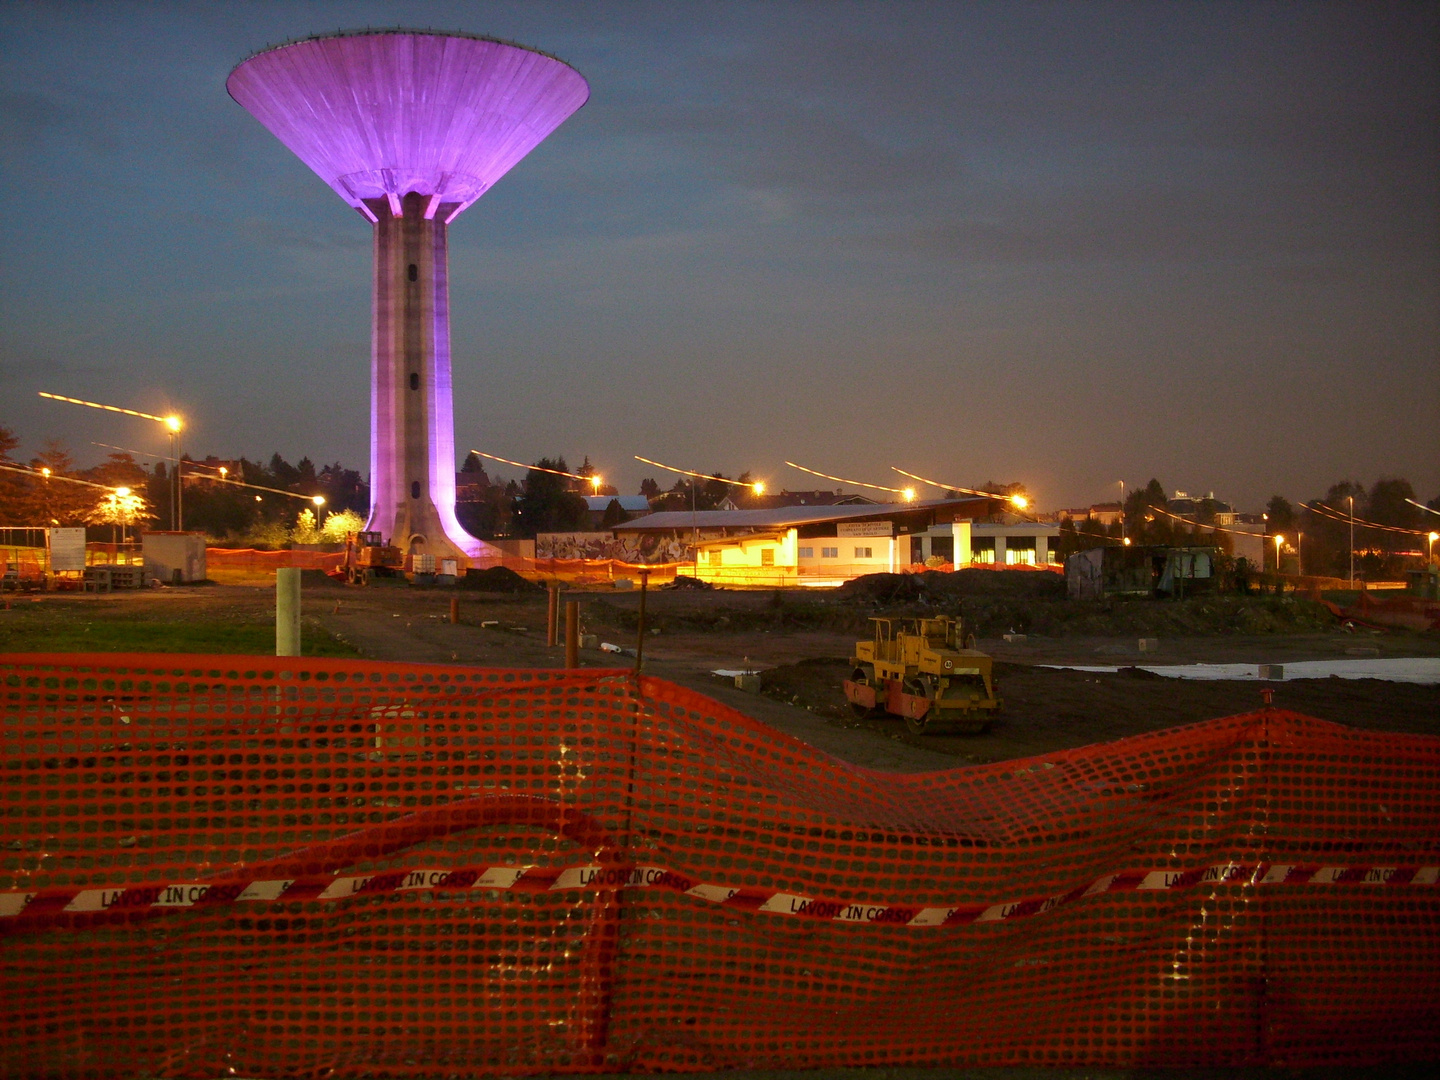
[3,575,1436,773]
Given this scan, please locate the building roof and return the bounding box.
[613,498,988,533]
[584,495,651,512]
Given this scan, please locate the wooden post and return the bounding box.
[276,567,301,656]
[565,601,579,668]
[634,568,650,674]
[547,581,560,646]
[449,596,459,624]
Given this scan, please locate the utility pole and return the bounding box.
[1348,494,1355,587]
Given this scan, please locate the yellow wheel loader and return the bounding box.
[844,616,1001,735]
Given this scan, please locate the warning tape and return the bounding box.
[3,861,1436,927]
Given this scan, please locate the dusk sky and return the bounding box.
[2,0,1436,512]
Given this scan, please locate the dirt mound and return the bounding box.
[835,574,929,605]
[836,570,1065,606]
[663,575,716,590]
[920,568,1066,599]
[460,566,544,593]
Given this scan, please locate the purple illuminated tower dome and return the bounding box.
[228,31,589,564]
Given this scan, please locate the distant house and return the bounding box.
[1168,490,1237,526]
[1084,502,1124,527]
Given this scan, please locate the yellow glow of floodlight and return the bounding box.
[785,461,908,495]
[1010,495,1029,509]
[40,467,51,478]
[635,455,765,490]
[116,487,131,497]
[164,414,183,433]
[38,391,175,426]
[903,487,916,501]
[590,475,602,492]
[470,450,589,482]
[312,495,326,507]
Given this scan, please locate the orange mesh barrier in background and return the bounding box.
[2,652,1437,1075]
[487,558,682,585]
[207,547,347,572]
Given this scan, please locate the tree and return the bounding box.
[1368,477,1420,531]
[320,508,366,542]
[84,488,155,544]
[1121,479,1169,543]
[600,498,630,528]
[639,477,660,500]
[0,425,28,525]
[1265,495,1295,533]
[513,457,588,537]
[292,508,322,544]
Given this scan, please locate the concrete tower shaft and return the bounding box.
[367,192,470,560]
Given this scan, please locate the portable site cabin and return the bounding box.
[1066,545,1218,600]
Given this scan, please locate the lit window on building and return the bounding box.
[760,549,775,566]
[798,546,814,558]
[854,546,872,559]
[708,550,722,567]
[822,546,838,559]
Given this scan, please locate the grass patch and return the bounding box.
[0,613,358,657]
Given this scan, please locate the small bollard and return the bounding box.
[449,596,460,624]
[276,567,301,656]
[565,601,579,668]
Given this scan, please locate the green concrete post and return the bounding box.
[276,567,301,656]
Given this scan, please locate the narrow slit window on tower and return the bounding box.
[411,481,421,499]
[407,263,418,281]
[409,372,419,390]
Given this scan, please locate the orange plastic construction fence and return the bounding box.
[207,547,346,572]
[2,652,1437,1076]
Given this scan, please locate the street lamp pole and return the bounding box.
[1347,494,1355,587]
[165,415,184,532]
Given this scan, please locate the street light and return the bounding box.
[1429,531,1438,564]
[115,487,132,546]
[1274,534,1284,577]
[164,414,184,532]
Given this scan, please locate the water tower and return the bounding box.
[228,31,589,564]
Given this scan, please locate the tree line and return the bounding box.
[0,424,368,545]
